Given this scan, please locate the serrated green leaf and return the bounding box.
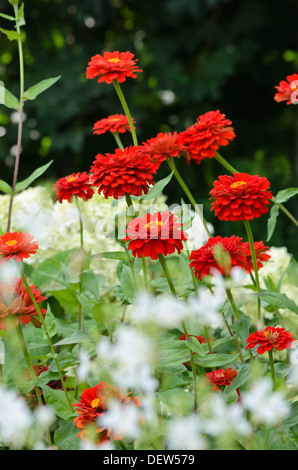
[267,204,279,242]
[15,160,53,192]
[0,179,12,194]
[0,85,20,110]
[142,170,174,200]
[0,28,21,41]
[41,385,76,420]
[275,187,298,204]
[23,76,61,101]
[261,289,298,315]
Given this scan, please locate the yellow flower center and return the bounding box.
[230,181,247,189]
[66,176,77,183]
[91,398,101,409]
[5,239,18,246]
[145,220,164,228]
[108,58,121,63]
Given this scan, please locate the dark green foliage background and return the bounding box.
[0,0,297,255]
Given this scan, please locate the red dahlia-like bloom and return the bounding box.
[90,146,156,199]
[176,110,235,164]
[244,241,271,272]
[53,172,94,204]
[123,211,188,260]
[139,132,188,171]
[93,114,135,136]
[0,277,47,329]
[0,231,38,264]
[73,382,140,443]
[86,51,142,84]
[245,326,295,355]
[189,235,248,281]
[274,74,298,105]
[210,172,272,221]
[206,368,238,391]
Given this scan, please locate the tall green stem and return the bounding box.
[167,157,212,238]
[20,272,73,412]
[16,323,53,446]
[243,220,261,320]
[226,288,241,322]
[7,5,25,232]
[112,131,125,151]
[113,80,138,146]
[158,254,198,412]
[268,349,275,388]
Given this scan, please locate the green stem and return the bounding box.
[7,5,25,232]
[113,80,138,146]
[167,157,212,237]
[215,151,298,229]
[16,323,53,446]
[203,326,213,354]
[20,272,74,412]
[125,193,136,217]
[243,220,261,320]
[75,197,84,251]
[268,349,275,388]
[112,131,125,151]
[142,256,148,289]
[263,426,270,450]
[158,254,198,412]
[226,288,241,322]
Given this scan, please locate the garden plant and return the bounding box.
[0,1,298,451]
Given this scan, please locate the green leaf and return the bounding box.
[53,331,92,347]
[0,28,21,41]
[54,421,80,450]
[14,160,53,192]
[194,353,239,368]
[267,204,279,242]
[43,309,57,339]
[93,302,117,324]
[224,364,251,396]
[0,13,15,21]
[261,289,298,315]
[120,264,135,302]
[0,84,20,110]
[0,179,12,194]
[97,251,127,261]
[41,385,76,420]
[142,170,174,200]
[185,336,209,356]
[158,388,194,414]
[275,187,298,204]
[23,76,61,101]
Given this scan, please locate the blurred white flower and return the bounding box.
[0,386,32,447]
[202,394,251,437]
[242,378,290,426]
[97,399,142,440]
[188,286,224,329]
[77,348,91,382]
[166,415,207,450]
[80,439,115,450]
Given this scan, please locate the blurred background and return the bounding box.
[0,0,297,256]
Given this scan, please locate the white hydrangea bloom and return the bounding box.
[242,378,290,426]
[166,415,207,450]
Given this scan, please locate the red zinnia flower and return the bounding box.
[209,173,272,221]
[93,114,135,136]
[274,74,298,105]
[123,211,188,260]
[176,110,235,164]
[245,326,295,355]
[244,241,271,272]
[86,51,142,84]
[189,235,249,281]
[139,132,188,171]
[0,231,38,264]
[90,146,156,199]
[73,382,140,444]
[53,172,94,204]
[206,368,238,391]
[0,277,47,329]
